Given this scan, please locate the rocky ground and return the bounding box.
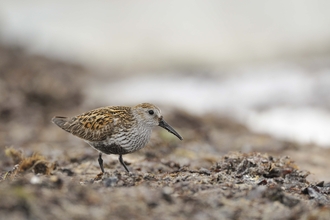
[1,46,330,219]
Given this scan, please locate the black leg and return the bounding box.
[98,153,105,173]
[118,154,129,173]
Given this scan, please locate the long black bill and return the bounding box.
[158,119,183,140]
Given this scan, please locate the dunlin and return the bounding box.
[52,103,182,173]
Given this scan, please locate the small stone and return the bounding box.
[103,176,118,187]
[30,175,42,185]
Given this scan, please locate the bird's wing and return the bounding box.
[52,107,126,142]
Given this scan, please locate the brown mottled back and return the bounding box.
[52,106,134,142]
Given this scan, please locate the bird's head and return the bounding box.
[133,103,183,140]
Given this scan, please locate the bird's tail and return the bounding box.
[52,116,70,131]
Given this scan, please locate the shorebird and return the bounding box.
[52,103,182,173]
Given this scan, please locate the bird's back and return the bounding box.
[52,106,134,142]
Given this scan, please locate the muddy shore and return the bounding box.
[1,47,330,219]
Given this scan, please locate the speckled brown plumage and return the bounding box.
[52,103,182,173]
[52,106,134,142]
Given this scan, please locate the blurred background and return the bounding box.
[1,1,330,180]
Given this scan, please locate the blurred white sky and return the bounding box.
[0,1,330,71]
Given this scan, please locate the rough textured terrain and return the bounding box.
[1,46,330,220]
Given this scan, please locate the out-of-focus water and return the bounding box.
[86,62,330,147]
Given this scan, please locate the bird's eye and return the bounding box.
[148,110,154,115]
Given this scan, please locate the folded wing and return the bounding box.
[52,108,115,142]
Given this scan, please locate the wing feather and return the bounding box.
[52,107,121,141]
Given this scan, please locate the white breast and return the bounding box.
[109,125,153,153]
